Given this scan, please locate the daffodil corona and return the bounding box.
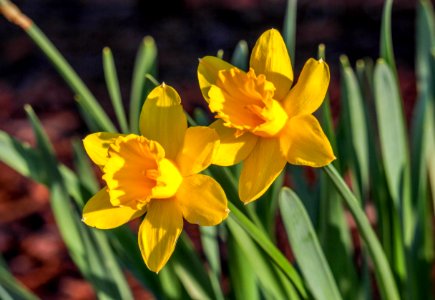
[81,84,229,273]
[198,29,335,203]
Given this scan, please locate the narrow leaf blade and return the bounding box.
[129,36,158,133]
[279,187,342,300]
[103,47,128,133]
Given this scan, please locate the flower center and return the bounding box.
[208,67,288,137]
[103,135,182,210]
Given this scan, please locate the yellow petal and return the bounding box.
[250,29,293,100]
[176,126,219,176]
[210,120,258,166]
[278,120,293,157]
[139,84,187,159]
[138,199,183,273]
[176,174,229,226]
[286,115,335,167]
[83,132,125,167]
[239,137,287,203]
[283,58,330,117]
[198,56,235,102]
[82,188,144,229]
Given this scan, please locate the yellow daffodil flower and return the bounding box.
[197,29,335,204]
[81,84,229,273]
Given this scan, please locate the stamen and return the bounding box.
[146,169,160,180]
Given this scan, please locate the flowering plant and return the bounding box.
[0,1,433,299]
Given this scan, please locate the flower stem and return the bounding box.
[0,0,116,132]
[323,164,400,300]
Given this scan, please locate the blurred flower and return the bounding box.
[198,29,335,204]
[81,84,229,273]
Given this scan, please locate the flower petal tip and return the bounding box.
[241,196,259,205]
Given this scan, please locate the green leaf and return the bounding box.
[58,164,88,207]
[72,140,99,196]
[373,60,412,250]
[288,166,318,225]
[200,226,225,300]
[409,95,434,300]
[217,49,224,59]
[317,44,339,163]
[171,234,216,300]
[99,235,134,299]
[318,175,363,300]
[103,47,128,133]
[192,107,211,126]
[416,1,435,93]
[283,0,297,65]
[200,226,221,277]
[272,263,301,300]
[0,131,87,214]
[355,58,395,277]
[323,164,400,300]
[430,49,435,212]
[24,25,116,132]
[226,218,290,299]
[0,255,39,300]
[24,106,134,299]
[380,0,397,75]
[0,131,45,183]
[227,232,260,300]
[408,2,435,299]
[231,40,249,71]
[317,48,362,300]
[48,182,91,286]
[340,55,369,199]
[76,96,100,133]
[129,36,158,133]
[373,61,409,201]
[279,188,342,300]
[228,202,307,298]
[207,165,265,232]
[255,171,285,239]
[109,227,163,297]
[159,264,184,300]
[77,220,132,300]
[413,0,434,222]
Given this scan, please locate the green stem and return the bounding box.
[323,164,400,300]
[0,0,116,132]
[228,201,307,298]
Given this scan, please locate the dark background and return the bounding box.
[0,0,417,298]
